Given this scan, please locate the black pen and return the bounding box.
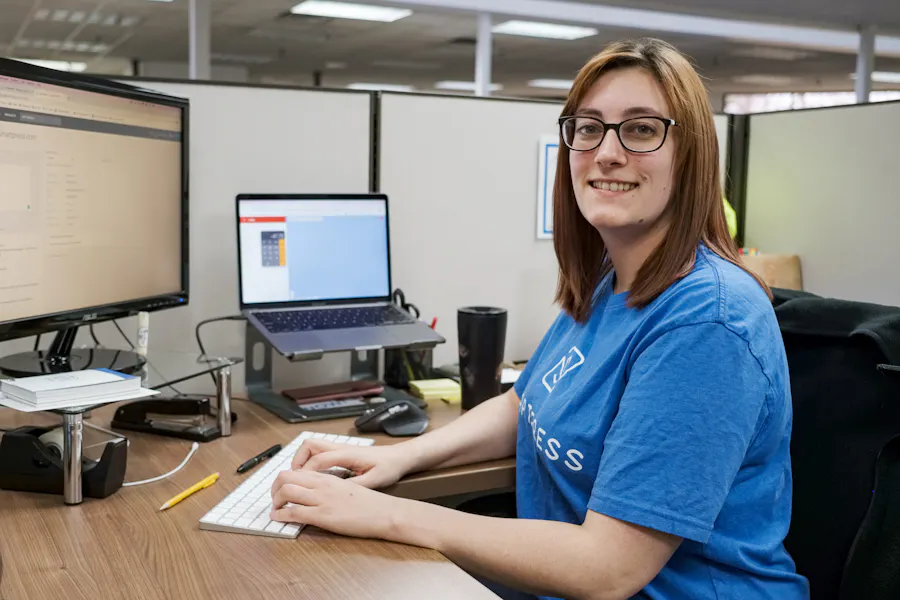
[236,444,282,474]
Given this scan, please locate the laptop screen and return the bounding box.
[237,196,390,305]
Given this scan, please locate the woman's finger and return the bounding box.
[303,450,351,473]
[271,468,321,498]
[291,439,342,470]
[270,502,314,525]
[272,482,318,510]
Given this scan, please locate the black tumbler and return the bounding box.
[458,306,508,411]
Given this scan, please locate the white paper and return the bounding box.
[0,387,159,413]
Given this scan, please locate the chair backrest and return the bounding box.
[774,289,900,600]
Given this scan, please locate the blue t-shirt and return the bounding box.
[514,245,810,600]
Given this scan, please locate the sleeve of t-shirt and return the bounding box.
[513,312,563,399]
[588,322,770,544]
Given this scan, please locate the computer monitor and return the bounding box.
[0,59,189,377]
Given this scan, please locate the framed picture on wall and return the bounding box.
[537,134,558,239]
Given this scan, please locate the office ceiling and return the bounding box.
[2,0,900,102]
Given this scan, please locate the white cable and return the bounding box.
[122,442,199,487]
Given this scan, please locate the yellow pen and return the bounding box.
[159,472,219,511]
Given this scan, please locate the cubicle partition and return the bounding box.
[378,92,563,366]
[742,100,900,306]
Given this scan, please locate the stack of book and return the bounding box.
[0,368,156,412]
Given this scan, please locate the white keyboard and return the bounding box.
[198,431,374,538]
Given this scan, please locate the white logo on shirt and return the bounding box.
[541,346,585,392]
[520,394,585,472]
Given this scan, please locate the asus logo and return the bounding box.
[81,313,98,322]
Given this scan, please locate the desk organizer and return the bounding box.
[0,425,127,500]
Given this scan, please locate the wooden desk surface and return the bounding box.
[0,398,515,600]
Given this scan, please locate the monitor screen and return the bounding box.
[0,65,185,327]
[238,197,390,305]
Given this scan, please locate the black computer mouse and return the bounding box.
[354,399,429,437]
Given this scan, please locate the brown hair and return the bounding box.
[553,37,770,322]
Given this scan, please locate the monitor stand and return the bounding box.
[0,326,146,378]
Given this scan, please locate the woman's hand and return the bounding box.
[270,470,405,540]
[290,438,415,490]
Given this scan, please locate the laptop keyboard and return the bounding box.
[256,305,415,334]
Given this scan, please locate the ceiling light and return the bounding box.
[492,20,597,40]
[145,0,175,3]
[17,40,110,54]
[873,71,900,83]
[372,59,440,70]
[347,82,414,91]
[528,78,573,90]
[731,46,814,61]
[34,9,141,27]
[290,1,412,22]
[211,52,274,65]
[16,59,88,72]
[435,81,503,92]
[731,74,795,86]
[851,71,900,84]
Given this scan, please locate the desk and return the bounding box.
[0,398,515,599]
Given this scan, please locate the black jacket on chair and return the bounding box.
[773,288,900,600]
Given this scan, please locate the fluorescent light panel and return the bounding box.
[492,20,597,40]
[872,71,900,84]
[435,81,503,91]
[347,82,414,91]
[16,59,87,72]
[290,1,412,22]
[850,71,900,83]
[17,39,109,53]
[529,78,573,89]
[731,74,795,86]
[34,9,142,26]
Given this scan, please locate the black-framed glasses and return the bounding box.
[558,115,677,153]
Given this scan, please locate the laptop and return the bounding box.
[236,193,445,360]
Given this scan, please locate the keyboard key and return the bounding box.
[256,305,415,334]
[265,522,285,534]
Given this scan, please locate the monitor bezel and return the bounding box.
[235,193,393,311]
[0,58,190,342]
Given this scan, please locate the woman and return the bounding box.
[270,38,810,600]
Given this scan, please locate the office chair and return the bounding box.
[773,288,900,600]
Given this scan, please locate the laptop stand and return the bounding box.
[244,322,429,423]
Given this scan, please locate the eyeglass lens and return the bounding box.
[562,117,666,152]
